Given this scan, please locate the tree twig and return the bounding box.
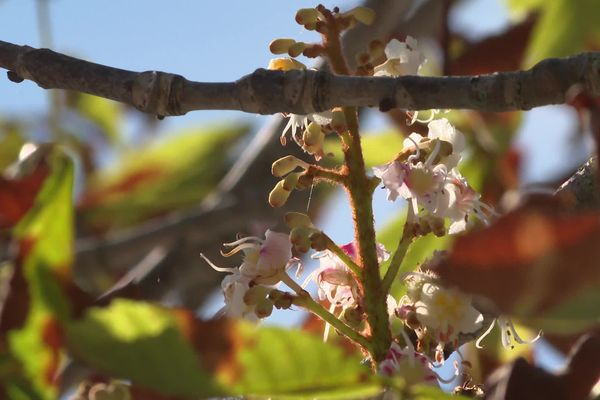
[1,39,600,116]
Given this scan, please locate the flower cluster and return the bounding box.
[389,271,483,362]
[201,230,300,321]
[374,118,492,234]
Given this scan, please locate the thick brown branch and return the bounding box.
[2,39,600,116]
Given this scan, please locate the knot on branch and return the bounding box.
[237,69,328,115]
[131,71,187,117]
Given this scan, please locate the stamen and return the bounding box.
[425,139,441,167]
[200,253,237,273]
[406,135,421,163]
[475,319,497,349]
[223,236,263,247]
[220,242,259,257]
[507,319,542,345]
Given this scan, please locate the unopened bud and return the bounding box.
[267,57,306,71]
[303,122,325,153]
[268,289,294,309]
[284,212,313,229]
[344,6,375,26]
[330,109,347,132]
[288,42,306,58]
[290,226,316,253]
[296,173,314,190]
[282,172,300,191]
[269,38,297,55]
[272,155,309,177]
[269,180,292,208]
[254,298,274,318]
[295,8,319,25]
[244,285,270,305]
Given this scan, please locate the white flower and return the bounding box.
[413,282,483,344]
[280,111,332,146]
[201,230,299,320]
[373,36,426,77]
[476,317,541,350]
[379,342,438,386]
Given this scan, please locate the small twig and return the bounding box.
[322,235,362,276]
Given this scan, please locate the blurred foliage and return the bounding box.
[79,124,248,230]
[506,0,600,67]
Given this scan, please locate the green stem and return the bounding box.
[279,272,371,350]
[292,295,371,351]
[381,222,415,294]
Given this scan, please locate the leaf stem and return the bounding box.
[381,221,415,294]
[278,272,371,350]
[291,294,371,351]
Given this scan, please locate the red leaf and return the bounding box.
[0,238,34,337]
[0,165,49,230]
[436,196,600,316]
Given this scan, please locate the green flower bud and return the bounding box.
[288,42,307,58]
[254,298,274,318]
[269,38,297,55]
[269,180,291,208]
[271,155,308,177]
[284,212,314,229]
[295,8,319,25]
[344,6,375,26]
[282,172,300,191]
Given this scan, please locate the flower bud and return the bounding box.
[303,122,325,154]
[288,42,307,58]
[296,172,315,190]
[344,6,375,26]
[267,57,306,71]
[268,289,294,309]
[282,172,300,191]
[290,225,316,253]
[272,155,308,177]
[284,212,313,229]
[269,180,292,208]
[243,285,270,305]
[330,109,347,132]
[269,38,296,55]
[295,8,319,25]
[254,298,274,318]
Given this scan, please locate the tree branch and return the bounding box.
[2,39,600,116]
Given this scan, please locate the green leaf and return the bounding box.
[4,149,75,399]
[65,299,373,398]
[504,0,545,14]
[519,0,600,66]
[81,123,249,229]
[65,300,221,397]
[232,324,371,396]
[411,384,471,399]
[69,93,123,143]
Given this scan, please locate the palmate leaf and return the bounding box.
[1,148,75,399]
[65,299,374,398]
[79,123,249,229]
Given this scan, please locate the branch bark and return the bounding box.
[2,39,600,116]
